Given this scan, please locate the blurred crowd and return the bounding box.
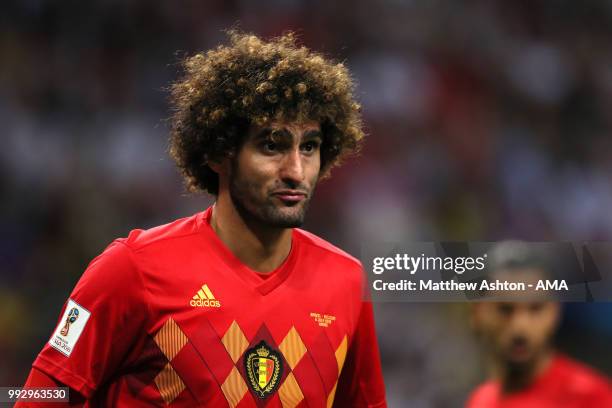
[1,0,611,406]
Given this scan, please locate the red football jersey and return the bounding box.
[467,354,612,408]
[32,206,387,407]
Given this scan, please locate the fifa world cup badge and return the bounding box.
[49,299,91,357]
[60,307,80,336]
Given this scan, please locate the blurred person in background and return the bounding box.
[468,241,612,407]
[15,31,386,407]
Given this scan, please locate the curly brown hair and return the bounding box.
[168,30,365,195]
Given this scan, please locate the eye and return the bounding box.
[529,303,544,313]
[497,303,514,317]
[261,140,278,153]
[301,140,320,153]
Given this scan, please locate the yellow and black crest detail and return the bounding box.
[244,340,283,399]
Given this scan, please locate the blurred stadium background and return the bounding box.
[1,0,612,406]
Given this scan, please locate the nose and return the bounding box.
[509,309,531,333]
[279,147,304,185]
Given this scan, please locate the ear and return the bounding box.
[207,154,232,176]
[550,302,562,330]
[469,303,483,332]
[207,159,223,175]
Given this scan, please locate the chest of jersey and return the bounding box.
[125,244,360,407]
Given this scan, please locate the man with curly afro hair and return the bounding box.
[19,31,387,408]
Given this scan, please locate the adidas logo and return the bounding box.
[190,284,221,308]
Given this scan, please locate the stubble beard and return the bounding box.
[502,357,537,392]
[229,174,314,229]
[498,341,545,392]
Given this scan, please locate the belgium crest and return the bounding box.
[244,340,283,398]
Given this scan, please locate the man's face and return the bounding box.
[474,283,560,368]
[227,120,322,228]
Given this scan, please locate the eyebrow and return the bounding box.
[254,128,290,141]
[253,127,275,140]
[303,129,323,140]
[254,127,322,141]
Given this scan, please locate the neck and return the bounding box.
[210,192,293,273]
[494,350,553,394]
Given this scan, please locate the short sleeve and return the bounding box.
[32,240,149,398]
[333,301,387,408]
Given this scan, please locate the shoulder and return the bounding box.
[555,355,612,399]
[466,381,498,408]
[119,212,202,252]
[78,212,202,287]
[294,228,362,270]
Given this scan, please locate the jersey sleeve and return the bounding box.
[333,301,387,408]
[31,240,150,399]
[15,367,86,407]
[465,383,496,408]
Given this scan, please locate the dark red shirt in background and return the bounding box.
[467,354,612,408]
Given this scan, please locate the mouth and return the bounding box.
[507,338,531,360]
[271,190,308,205]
